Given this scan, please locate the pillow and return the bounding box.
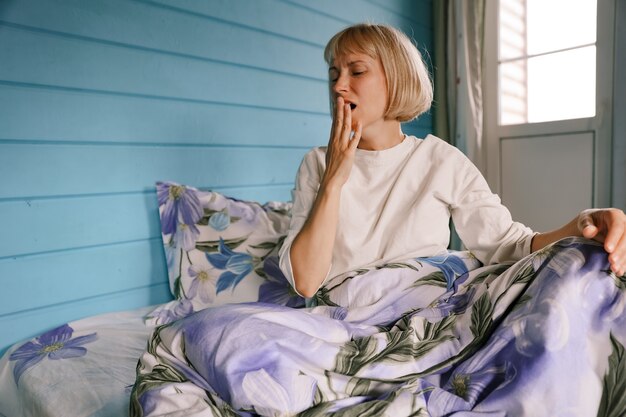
[146,181,304,325]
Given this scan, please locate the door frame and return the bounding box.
[483,0,615,208]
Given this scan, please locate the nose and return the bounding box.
[332,72,349,96]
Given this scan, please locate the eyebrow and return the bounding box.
[328,60,368,72]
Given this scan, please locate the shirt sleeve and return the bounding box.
[278,149,332,297]
[447,146,536,264]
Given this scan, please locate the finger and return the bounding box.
[604,212,625,253]
[582,224,599,239]
[341,102,352,143]
[332,97,344,141]
[350,121,363,150]
[578,211,599,239]
[608,233,626,274]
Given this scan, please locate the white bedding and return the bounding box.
[0,306,156,417]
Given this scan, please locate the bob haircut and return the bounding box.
[323,23,433,123]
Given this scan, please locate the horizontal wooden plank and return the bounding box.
[365,0,433,28]
[283,0,432,45]
[0,84,331,147]
[0,143,307,199]
[0,26,328,113]
[0,194,157,258]
[0,283,171,356]
[0,0,327,79]
[147,0,349,46]
[0,239,168,316]
[0,184,293,258]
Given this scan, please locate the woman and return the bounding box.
[133,23,626,416]
[278,23,625,298]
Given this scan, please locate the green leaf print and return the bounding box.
[470,264,512,287]
[423,314,457,340]
[249,241,279,251]
[195,236,248,253]
[608,270,626,290]
[470,292,494,339]
[597,333,626,417]
[297,401,333,417]
[412,271,448,288]
[335,335,379,375]
[376,261,422,272]
[509,263,535,287]
[130,335,188,417]
[310,286,339,307]
[345,377,372,396]
[173,274,184,300]
[197,208,240,226]
[334,314,457,376]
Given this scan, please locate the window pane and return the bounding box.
[527,0,596,55]
[499,46,596,125]
[527,46,596,123]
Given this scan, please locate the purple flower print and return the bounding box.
[258,256,305,308]
[156,182,203,235]
[187,264,217,303]
[9,324,97,384]
[206,238,254,294]
[173,222,200,251]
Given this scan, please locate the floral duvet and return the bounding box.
[131,238,626,417]
[0,306,157,417]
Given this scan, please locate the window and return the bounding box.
[498,0,597,125]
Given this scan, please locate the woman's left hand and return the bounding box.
[578,208,626,276]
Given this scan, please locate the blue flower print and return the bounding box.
[258,256,305,308]
[428,287,477,319]
[426,338,517,414]
[208,211,230,231]
[156,182,203,235]
[9,324,97,384]
[206,238,254,294]
[419,253,469,291]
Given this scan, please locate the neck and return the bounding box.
[357,119,404,151]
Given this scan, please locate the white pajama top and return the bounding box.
[278,134,535,296]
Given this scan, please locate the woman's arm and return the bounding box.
[289,182,341,297]
[289,97,361,297]
[531,208,626,276]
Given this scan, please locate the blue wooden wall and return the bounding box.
[0,0,434,353]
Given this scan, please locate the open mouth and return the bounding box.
[349,103,357,110]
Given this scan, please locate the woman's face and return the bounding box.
[329,52,388,131]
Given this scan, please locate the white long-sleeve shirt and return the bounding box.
[278,134,535,296]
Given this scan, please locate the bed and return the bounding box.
[1,181,625,417]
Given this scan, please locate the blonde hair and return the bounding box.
[323,23,433,122]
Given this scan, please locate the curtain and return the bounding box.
[433,0,486,173]
[434,0,486,250]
